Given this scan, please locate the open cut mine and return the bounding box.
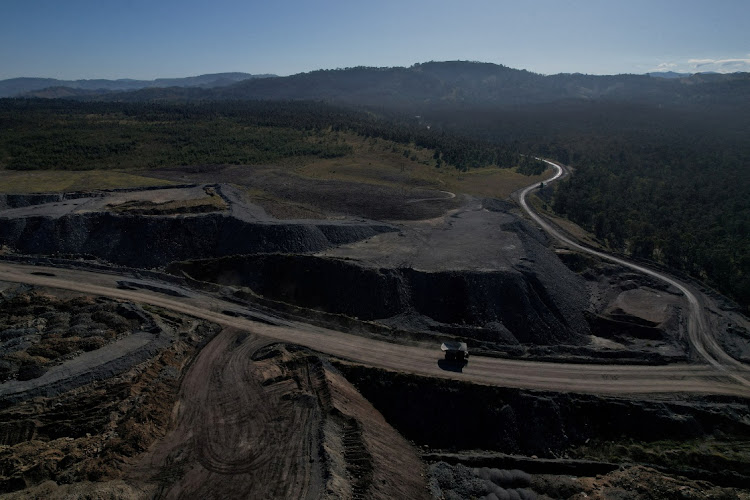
[0,93,749,498]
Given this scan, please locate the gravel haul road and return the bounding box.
[519,159,750,389]
[1,262,748,398]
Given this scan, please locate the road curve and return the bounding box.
[519,159,750,389]
[0,262,748,398]
[406,190,456,204]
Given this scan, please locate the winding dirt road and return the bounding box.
[0,262,748,398]
[519,159,750,389]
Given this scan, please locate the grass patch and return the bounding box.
[295,134,445,188]
[446,167,550,199]
[295,133,551,199]
[239,186,327,219]
[0,169,175,193]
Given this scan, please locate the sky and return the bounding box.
[1,0,749,80]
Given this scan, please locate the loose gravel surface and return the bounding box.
[1,263,747,398]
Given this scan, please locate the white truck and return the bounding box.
[441,341,469,363]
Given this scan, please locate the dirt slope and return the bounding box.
[127,329,427,499]
[0,286,427,498]
[0,289,221,494]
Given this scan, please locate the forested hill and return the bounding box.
[36,61,750,111]
[218,62,750,109]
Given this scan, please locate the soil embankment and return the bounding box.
[171,253,590,346]
[339,364,750,456]
[0,212,394,269]
[340,363,750,489]
[126,333,427,499]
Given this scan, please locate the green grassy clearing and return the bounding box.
[0,169,174,193]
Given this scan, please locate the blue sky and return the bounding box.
[1,0,748,80]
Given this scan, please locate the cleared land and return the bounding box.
[126,330,427,499]
[0,285,426,498]
[144,135,549,221]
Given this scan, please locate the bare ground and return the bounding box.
[0,290,221,494]
[126,330,427,499]
[0,287,428,499]
[145,165,461,221]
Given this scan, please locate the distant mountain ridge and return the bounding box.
[5,61,750,111]
[647,71,693,78]
[120,61,750,110]
[0,72,276,98]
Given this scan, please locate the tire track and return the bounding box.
[126,330,325,499]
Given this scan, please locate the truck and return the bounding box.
[441,341,469,363]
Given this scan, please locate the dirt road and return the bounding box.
[1,262,748,398]
[518,159,750,389]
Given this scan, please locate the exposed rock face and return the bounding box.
[0,194,69,210]
[403,267,586,344]
[171,253,590,345]
[0,213,394,269]
[339,364,750,457]
[0,187,592,346]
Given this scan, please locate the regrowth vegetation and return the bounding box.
[0,99,532,173]
[0,101,352,170]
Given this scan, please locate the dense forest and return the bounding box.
[553,153,748,306]
[0,99,528,172]
[549,135,749,309]
[422,101,750,308]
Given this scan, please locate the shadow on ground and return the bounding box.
[437,359,466,373]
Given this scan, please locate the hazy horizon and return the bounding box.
[1,60,744,83]
[2,0,749,81]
